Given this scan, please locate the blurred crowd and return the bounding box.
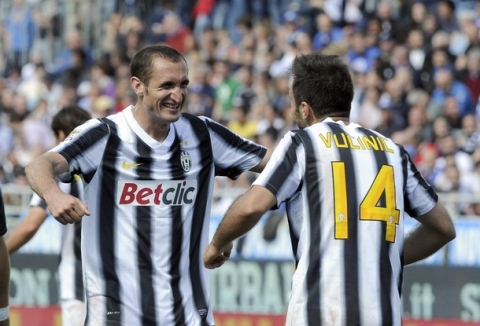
[1,0,480,215]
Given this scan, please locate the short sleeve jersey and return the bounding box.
[50,106,266,326]
[253,118,438,326]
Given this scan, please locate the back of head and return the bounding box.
[130,45,187,86]
[51,105,92,137]
[291,53,354,119]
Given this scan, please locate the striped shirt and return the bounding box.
[29,176,84,302]
[253,118,438,326]
[51,106,266,326]
[0,188,6,236]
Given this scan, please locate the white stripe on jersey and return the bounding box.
[50,106,266,325]
[254,118,437,326]
[29,178,85,302]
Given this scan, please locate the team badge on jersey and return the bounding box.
[180,151,192,172]
[66,129,82,141]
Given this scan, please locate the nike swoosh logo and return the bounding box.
[122,161,143,169]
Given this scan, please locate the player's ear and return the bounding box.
[300,102,311,119]
[131,76,144,96]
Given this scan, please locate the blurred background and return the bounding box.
[1,0,480,325]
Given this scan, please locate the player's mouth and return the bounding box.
[162,102,181,111]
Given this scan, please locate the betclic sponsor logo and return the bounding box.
[117,180,197,206]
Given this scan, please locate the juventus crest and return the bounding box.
[180,151,192,172]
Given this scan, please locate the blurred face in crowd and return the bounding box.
[434,69,453,91]
[132,57,189,124]
[467,51,480,73]
[462,114,477,137]
[443,96,460,119]
[411,3,427,23]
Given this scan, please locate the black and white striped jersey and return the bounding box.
[253,118,438,326]
[0,188,6,236]
[50,106,266,326]
[29,176,84,302]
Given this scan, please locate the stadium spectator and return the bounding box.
[25,45,267,325]
[4,0,36,70]
[458,47,480,106]
[436,0,459,34]
[431,68,475,117]
[6,105,91,326]
[0,186,10,326]
[204,52,456,325]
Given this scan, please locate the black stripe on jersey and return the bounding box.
[169,131,187,326]
[70,180,84,302]
[135,138,157,324]
[295,130,322,325]
[97,119,122,324]
[327,122,361,325]
[399,146,438,216]
[36,199,48,210]
[199,115,267,178]
[286,195,300,267]
[360,128,393,325]
[60,123,111,184]
[0,188,6,236]
[184,115,212,325]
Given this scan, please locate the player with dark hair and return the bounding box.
[204,53,456,326]
[0,187,10,326]
[7,105,91,326]
[25,45,266,325]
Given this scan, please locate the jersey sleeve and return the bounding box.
[49,118,110,184]
[201,116,267,179]
[0,188,7,236]
[402,147,438,217]
[253,131,304,208]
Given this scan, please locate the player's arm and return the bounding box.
[0,236,10,326]
[403,201,456,266]
[204,185,276,269]
[6,206,48,254]
[25,152,90,225]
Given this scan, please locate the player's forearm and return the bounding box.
[211,195,264,249]
[7,225,36,254]
[25,155,64,202]
[403,225,453,265]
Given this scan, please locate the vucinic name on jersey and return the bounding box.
[116,180,198,206]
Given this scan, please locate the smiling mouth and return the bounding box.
[163,103,180,110]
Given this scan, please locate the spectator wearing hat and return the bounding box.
[91,95,114,118]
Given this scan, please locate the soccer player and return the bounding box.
[0,187,10,326]
[6,105,91,326]
[25,45,266,325]
[204,53,456,326]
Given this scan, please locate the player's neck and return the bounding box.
[132,105,170,142]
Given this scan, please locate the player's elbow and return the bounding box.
[443,224,456,243]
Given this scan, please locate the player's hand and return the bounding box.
[46,193,90,225]
[203,242,233,269]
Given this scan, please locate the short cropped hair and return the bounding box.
[130,45,187,86]
[291,53,354,118]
